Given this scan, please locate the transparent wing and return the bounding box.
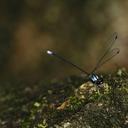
[93,48,120,71]
[91,32,118,73]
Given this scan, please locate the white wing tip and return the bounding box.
[47,50,53,55]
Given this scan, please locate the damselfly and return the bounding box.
[46,32,120,87]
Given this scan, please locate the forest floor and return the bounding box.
[0,68,128,128]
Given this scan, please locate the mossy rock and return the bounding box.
[0,68,128,128]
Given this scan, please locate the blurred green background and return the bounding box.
[0,0,127,82]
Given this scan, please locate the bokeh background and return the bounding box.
[0,0,128,82]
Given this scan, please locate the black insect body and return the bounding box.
[46,32,119,87]
[89,73,103,85]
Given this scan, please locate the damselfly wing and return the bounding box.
[91,32,119,73]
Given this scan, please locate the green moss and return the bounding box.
[68,96,83,111]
